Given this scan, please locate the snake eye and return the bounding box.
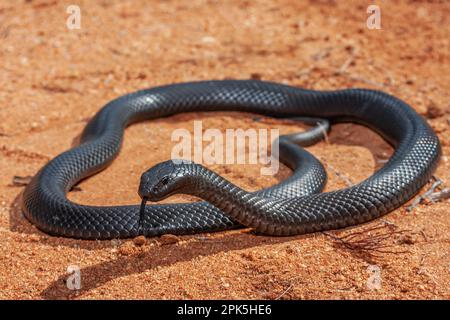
[151,176,171,193]
[160,176,170,186]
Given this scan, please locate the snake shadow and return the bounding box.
[40,231,307,299]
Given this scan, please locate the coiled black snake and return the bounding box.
[22,80,441,239]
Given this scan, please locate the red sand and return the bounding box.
[0,0,448,299]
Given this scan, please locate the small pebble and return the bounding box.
[133,236,146,246]
[397,234,417,245]
[425,101,444,119]
[159,234,180,245]
[28,234,40,242]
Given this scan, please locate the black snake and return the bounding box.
[22,80,441,239]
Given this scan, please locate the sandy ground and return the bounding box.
[0,0,449,300]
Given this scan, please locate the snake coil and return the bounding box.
[22,80,441,239]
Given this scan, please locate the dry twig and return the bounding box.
[407,177,444,212]
[428,188,450,202]
[275,276,299,300]
[322,223,412,259]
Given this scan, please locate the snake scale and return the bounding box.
[22,80,441,239]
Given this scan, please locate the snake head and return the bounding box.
[138,159,194,202]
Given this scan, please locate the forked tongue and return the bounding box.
[138,196,148,231]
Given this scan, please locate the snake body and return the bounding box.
[22,80,441,239]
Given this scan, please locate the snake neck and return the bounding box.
[179,164,271,225]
